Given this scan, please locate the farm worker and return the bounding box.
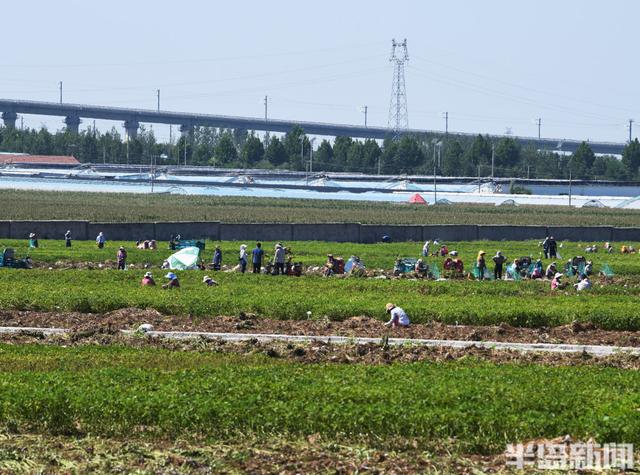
[545,262,557,279]
[475,251,487,280]
[212,245,222,271]
[274,243,286,275]
[148,240,157,250]
[414,258,428,276]
[96,232,106,249]
[443,257,454,271]
[604,242,613,253]
[453,258,464,274]
[542,236,550,259]
[384,303,410,328]
[575,274,592,291]
[252,242,264,274]
[439,245,448,256]
[324,254,338,277]
[28,233,38,249]
[531,259,543,279]
[64,230,72,248]
[202,275,218,286]
[141,272,156,286]
[584,260,594,276]
[239,244,248,273]
[422,240,431,257]
[551,272,564,290]
[117,247,127,270]
[548,236,558,258]
[492,251,507,280]
[162,272,180,289]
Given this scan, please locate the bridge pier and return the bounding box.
[124,119,139,141]
[179,124,193,137]
[1,111,17,129]
[64,115,81,134]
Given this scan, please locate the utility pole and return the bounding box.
[184,137,187,167]
[157,89,160,112]
[537,118,542,141]
[569,170,572,207]
[443,112,448,135]
[629,119,634,143]
[477,165,481,193]
[264,95,269,144]
[59,81,63,104]
[20,116,23,131]
[433,158,437,205]
[363,105,368,127]
[491,143,495,179]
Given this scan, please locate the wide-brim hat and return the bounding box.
[554,272,563,279]
[165,272,177,279]
[385,303,395,312]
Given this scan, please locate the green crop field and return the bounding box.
[2,268,640,329]
[1,345,639,454]
[1,189,640,225]
[2,238,639,273]
[1,239,639,329]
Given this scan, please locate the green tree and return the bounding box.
[494,138,521,171]
[314,139,333,169]
[332,136,353,168]
[241,134,265,167]
[622,139,640,178]
[442,140,464,176]
[213,132,238,165]
[265,137,288,166]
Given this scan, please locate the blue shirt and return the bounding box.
[252,247,264,264]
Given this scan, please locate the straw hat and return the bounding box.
[385,303,395,312]
[144,272,153,278]
[203,275,211,283]
[554,272,563,279]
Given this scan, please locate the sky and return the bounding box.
[2,0,638,144]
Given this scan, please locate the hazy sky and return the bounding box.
[2,0,638,143]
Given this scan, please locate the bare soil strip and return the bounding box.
[2,308,640,347]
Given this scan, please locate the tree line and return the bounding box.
[1,124,640,180]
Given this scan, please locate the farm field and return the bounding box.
[2,268,640,330]
[1,239,640,330]
[3,238,639,272]
[2,189,640,225]
[1,343,640,472]
[3,236,640,472]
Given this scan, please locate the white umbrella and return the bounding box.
[167,246,200,270]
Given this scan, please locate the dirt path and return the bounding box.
[1,308,640,348]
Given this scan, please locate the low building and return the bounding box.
[0,153,80,165]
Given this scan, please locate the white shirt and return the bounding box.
[576,279,591,291]
[387,307,410,326]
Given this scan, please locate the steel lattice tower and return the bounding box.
[388,38,409,136]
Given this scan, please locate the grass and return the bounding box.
[1,189,639,225]
[1,344,640,454]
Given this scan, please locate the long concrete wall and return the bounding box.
[0,221,638,242]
